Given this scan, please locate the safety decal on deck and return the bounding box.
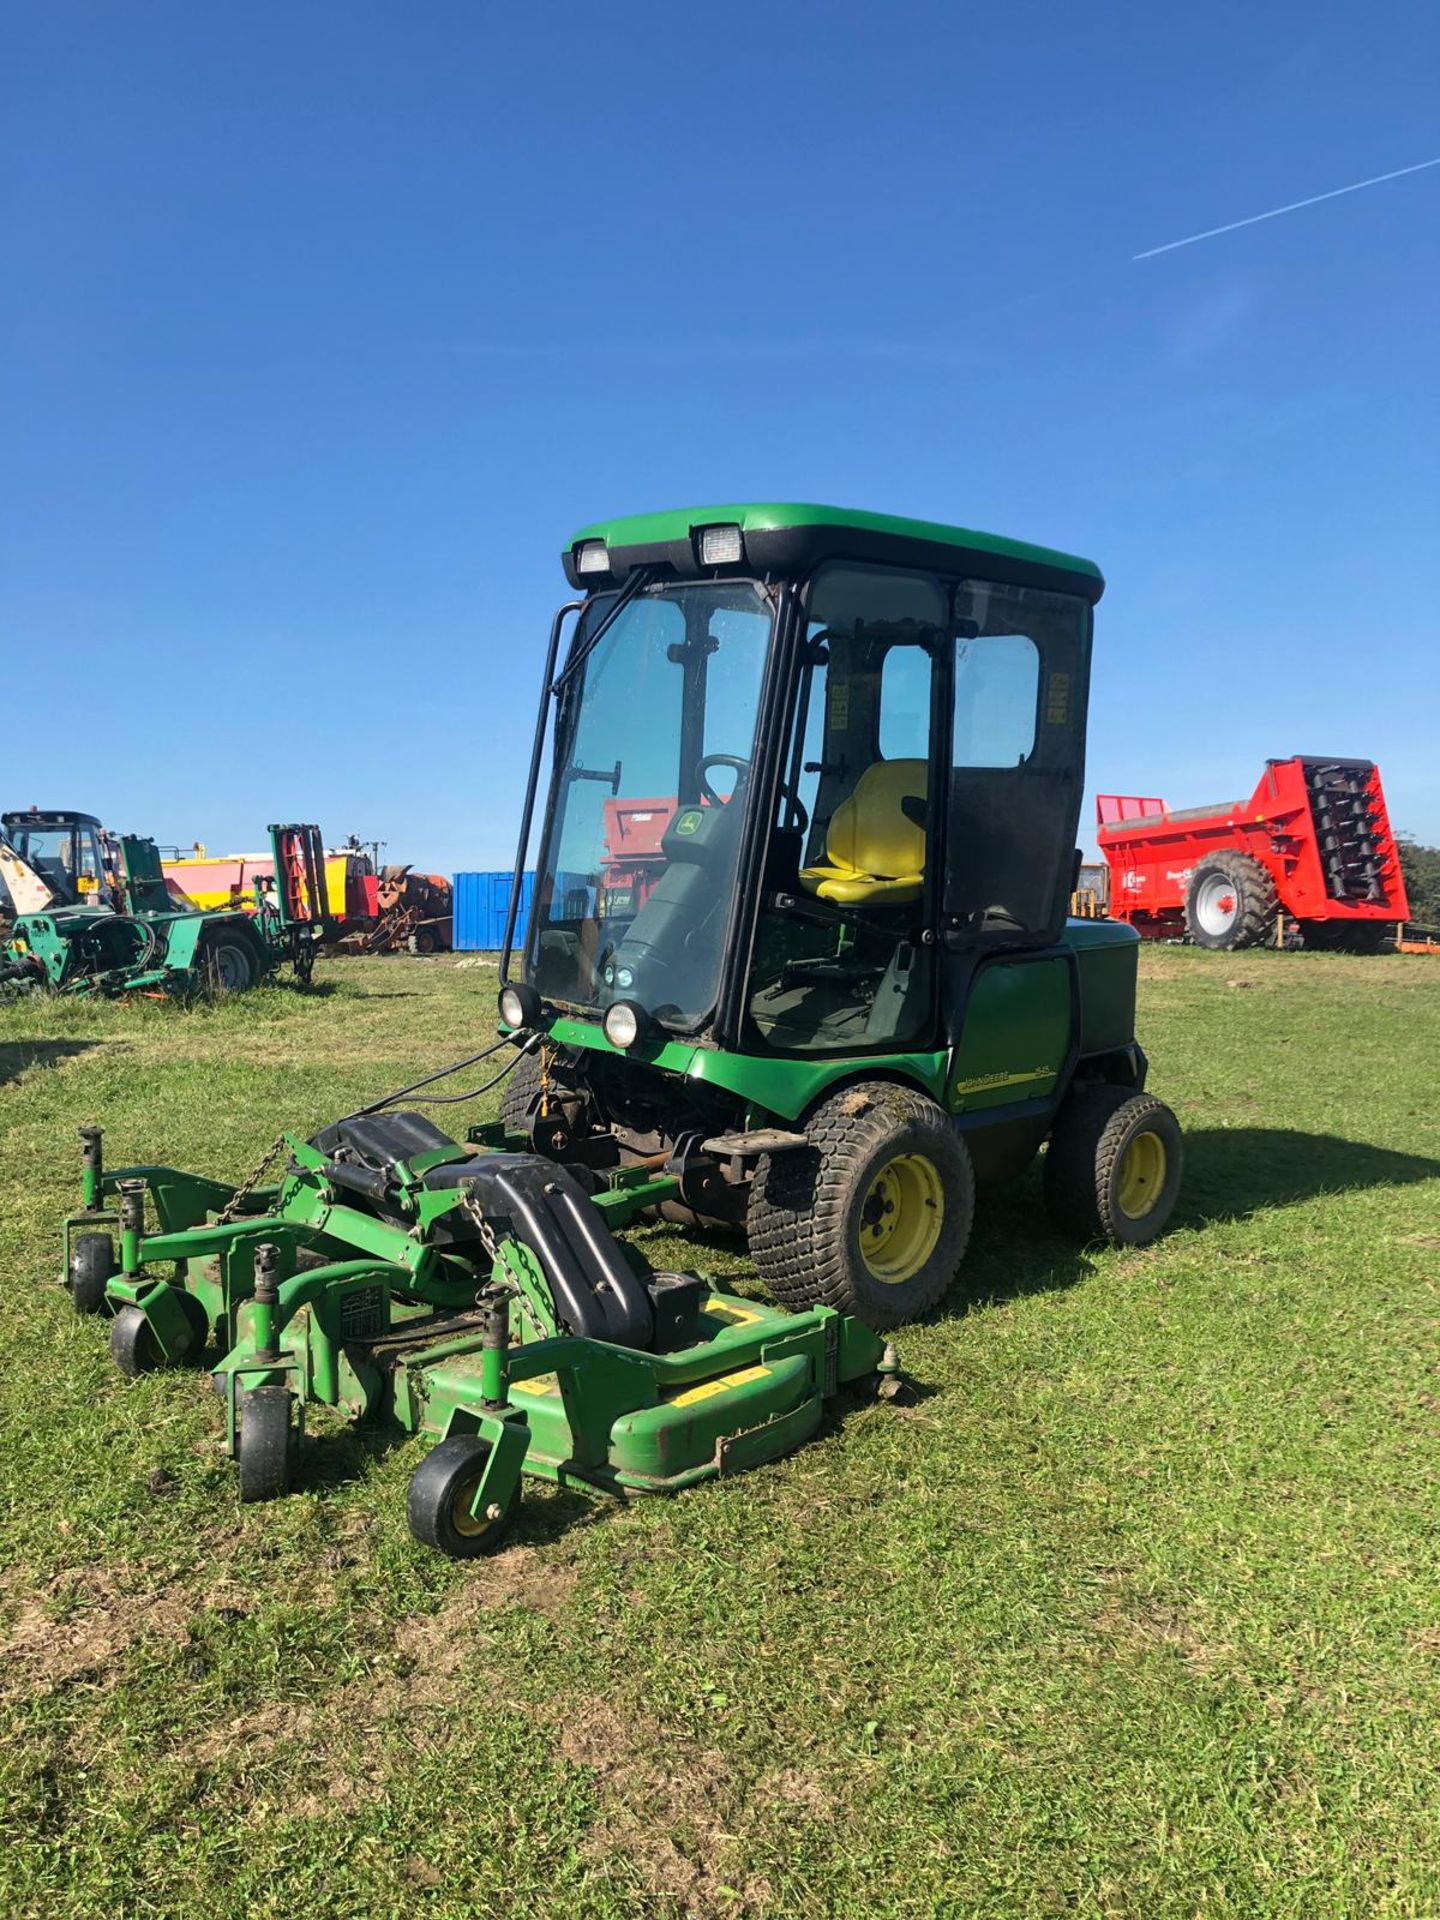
[670,1365,771,1408]
[511,1373,560,1396]
[703,1300,764,1327]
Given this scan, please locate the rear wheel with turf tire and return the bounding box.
[407,1435,519,1558]
[237,1388,297,1502]
[69,1233,114,1315]
[1184,852,1277,950]
[749,1081,975,1330]
[1044,1084,1183,1247]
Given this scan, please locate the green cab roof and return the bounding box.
[563,502,1104,602]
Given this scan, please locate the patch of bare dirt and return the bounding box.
[556,1696,795,1918]
[0,1566,194,1702]
[384,1547,579,1708]
[1093,1584,1228,1673]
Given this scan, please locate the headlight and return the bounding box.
[602,999,648,1049]
[498,982,542,1030]
[698,524,743,567]
[576,541,609,575]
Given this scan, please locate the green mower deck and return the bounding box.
[62,1106,892,1555]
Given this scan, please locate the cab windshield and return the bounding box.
[527,580,774,1030]
[7,823,106,905]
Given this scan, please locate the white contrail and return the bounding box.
[1135,155,1440,260]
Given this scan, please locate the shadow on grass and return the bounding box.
[0,1038,102,1090]
[1176,1127,1440,1228]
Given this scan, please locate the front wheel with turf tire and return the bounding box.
[237,1388,297,1503]
[1184,852,1277,950]
[69,1233,114,1315]
[749,1082,975,1330]
[498,1048,542,1137]
[407,1435,520,1558]
[1044,1085,1184,1247]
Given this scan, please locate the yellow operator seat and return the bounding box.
[798,759,928,906]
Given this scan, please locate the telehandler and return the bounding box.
[62,505,1181,1555]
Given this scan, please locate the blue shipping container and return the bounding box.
[453,870,534,952]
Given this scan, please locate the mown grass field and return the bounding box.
[1,949,1437,1919]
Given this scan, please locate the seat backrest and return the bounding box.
[825,760,928,879]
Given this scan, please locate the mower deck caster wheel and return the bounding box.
[407,1435,519,1559]
[238,1388,297,1503]
[111,1306,160,1377]
[110,1292,210,1376]
[69,1234,115,1315]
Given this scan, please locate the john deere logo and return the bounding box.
[675,811,702,836]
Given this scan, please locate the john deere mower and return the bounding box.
[62,505,1182,1556]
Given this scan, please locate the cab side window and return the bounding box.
[945,581,1086,941]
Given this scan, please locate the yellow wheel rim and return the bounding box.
[859,1152,945,1283]
[451,1470,494,1540]
[1116,1131,1167,1219]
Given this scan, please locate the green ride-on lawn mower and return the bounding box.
[61,505,1182,1557]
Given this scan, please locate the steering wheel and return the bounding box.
[697,753,750,805]
[695,753,810,832]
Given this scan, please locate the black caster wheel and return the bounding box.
[407,1435,519,1559]
[171,1288,211,1364]
[69,1234,115,1315]
[237,1388,297,1503]
[111,1306,161,1378]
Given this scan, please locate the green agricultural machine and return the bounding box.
[2,811,330,996]
[62,505,1182,1556]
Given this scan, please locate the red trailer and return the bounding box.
[1096,756,1409,951]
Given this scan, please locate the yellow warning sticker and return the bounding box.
[1045,672,1071,726]
[828,682,850,730]
[703,1300,764,1327]
[670,1365,771,1408]
[511,1373,560,1397]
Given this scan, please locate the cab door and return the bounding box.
[939,578,1093,1112]
[745,561,949,1056]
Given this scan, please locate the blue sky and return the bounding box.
[3,0,1437,873]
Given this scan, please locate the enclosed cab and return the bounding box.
[499,505,1182,1326]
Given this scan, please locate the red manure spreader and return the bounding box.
[1097,756,1409,951]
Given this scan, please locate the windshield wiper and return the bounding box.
[551,566,653,694]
